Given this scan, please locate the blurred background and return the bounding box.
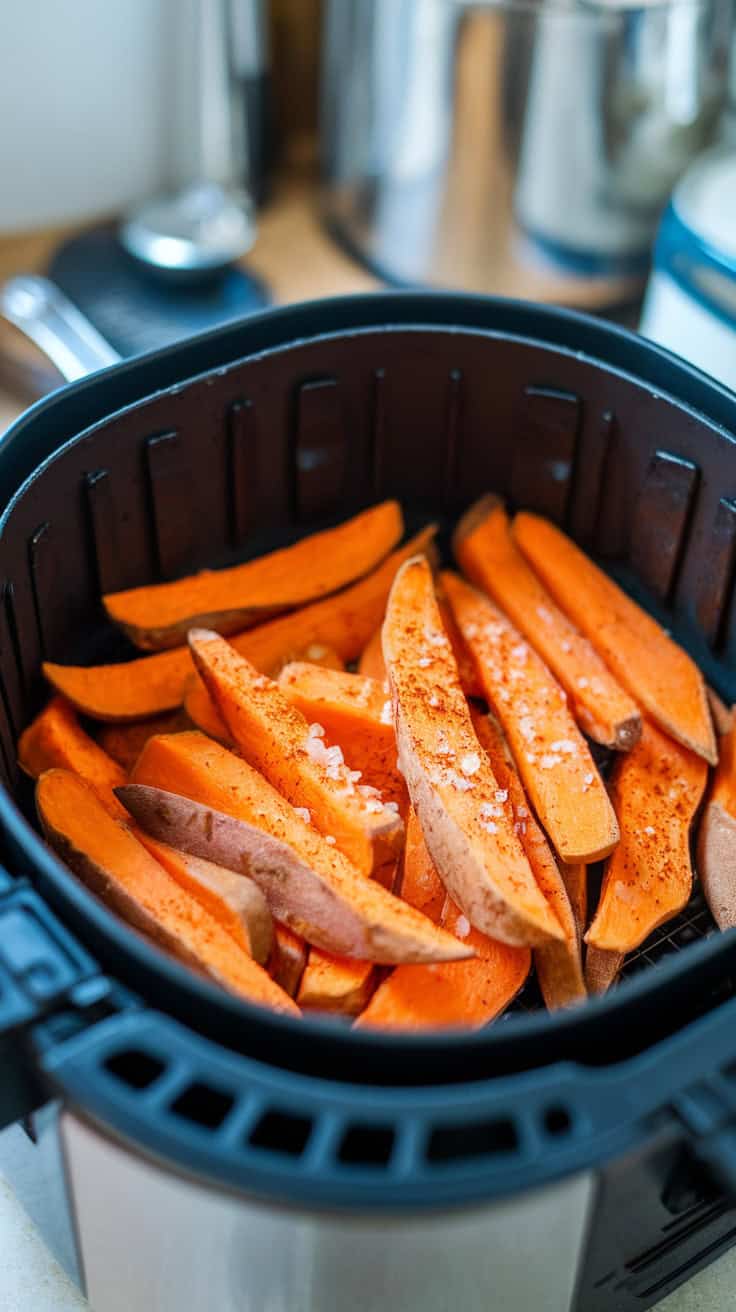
[1,0,735,419]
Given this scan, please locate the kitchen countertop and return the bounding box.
[1,179,735,1312]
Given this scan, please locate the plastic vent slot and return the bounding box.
[170,1081,234,1129]
[427,1117,518,1163]
[543,1105,572,1137]
[249,1109,313,1157]
[103,1049,165,1091]
[338,1124,395,1167]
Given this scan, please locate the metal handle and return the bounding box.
[0,276,121,383]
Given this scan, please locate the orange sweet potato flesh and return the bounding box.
[383,556,562,947]
[271,924,308,996]
[278,663,406,811]
[442,570,619,865]
[358,627,386,681]
[355,819,530,1031]
[104,502,404,651]
[98,711,189,772]
[454,497,641,750]
[133,832,273,963]
[586,720,707,952]
[18,697,127,819]
[471,710,585,1009]
[513,512,717,766]
[435,595,484,700]
[189,631,404,875]
[184,678,231,744]
[37,769,297,1014]
[124,731,469,964]
[698,720,736,929]
[297,950,376,1016]
[43,526,437,722]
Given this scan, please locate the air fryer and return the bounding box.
[2,294,736,1312]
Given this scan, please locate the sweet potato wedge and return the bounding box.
[278,662,406,811]
[355,821,530,1031]
[587,721,707,952]
[43,526,437,722]
[133,832,273,963]
[37,769,297,1014]
[189,631,404,875]
[104,502,404,650]
[297,950,376,1016]
[358,626,386,681]
[513,511,717,766]
[123,732,470,964]
[435,594,484,700]
[454,496,641,750]
[271,925,308,996]
[18,696,127,819]
[383,555,562,947]
[471,709,585,1009]
[442,570,619,865]
[97,710,190,772]
[698,720,736,929]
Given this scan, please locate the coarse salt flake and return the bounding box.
[308,723,325,738]
[582,771,594,792]
[549,739,576,755]
[495,789,508,803]
[577,677,589,690]
[536,605,553,624]
[418,657,432,668]
[455,915,471,939]
[429,693,439,708]
[560,639,572,653]
[644,825,655,836]
[540,753,562,769]
[325,835,336,846]
[365,799,384,813]
[460,751,480,777]
[294,807,311,824]
[480,819,498,834]
[326,744,344,767]
[511,642,528,663]
[448,771,474,792]
[519,715,536,743]
[358,784,382,799]
[380,700,393,725]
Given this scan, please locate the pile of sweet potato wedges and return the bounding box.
[18,497,734,1028]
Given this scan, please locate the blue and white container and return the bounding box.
[640,146,736,390]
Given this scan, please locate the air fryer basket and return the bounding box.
[3,294,736,1222]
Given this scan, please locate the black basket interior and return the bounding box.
[1,306,736,1059]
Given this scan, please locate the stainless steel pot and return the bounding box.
[321,0,734,308]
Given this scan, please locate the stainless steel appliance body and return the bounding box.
[321,0,734,307]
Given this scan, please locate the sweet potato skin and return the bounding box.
[698,802,736,930]
[117,782,471,965]
[104,502,404,650]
